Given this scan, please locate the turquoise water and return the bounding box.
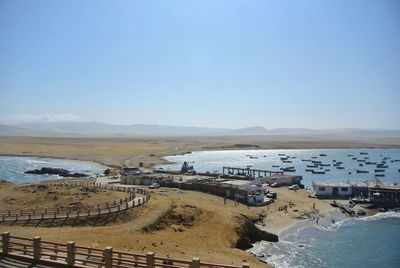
[161,149,400,268]
[0,156,107,184]
[161,149,400,187]
[251,212,400,268]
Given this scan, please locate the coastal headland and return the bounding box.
[0,136,399,267]
[1,135,399,167]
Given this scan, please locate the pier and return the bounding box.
[222,166,284,178]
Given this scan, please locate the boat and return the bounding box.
[307,165,318,168]
[336,166,345,169]
[311,156,318,159]
[280,157,289,161]
[319,153,327,157]
[352,157,357,160]
[359,163,363,166]
[312,170,325,174]
[374,169,385,172]
[305,169,314,172]
[272,165,280,168]
[249,156,258,159]
[377,164,388,168]
[278,154,286,156]
[357,170,369,173]
[301,159,311,162]
[375,174,385,177]
[360,152,368,155]
[325,169,330,172]
[366,162,377,165]
[282,168,296,172]
[347,154,354,157]
[282,160,292,163]
[311,160,322,164]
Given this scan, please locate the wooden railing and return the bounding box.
[0,232,249,268]
[0,184,151,223]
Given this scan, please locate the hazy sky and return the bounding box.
[1,0,399,129]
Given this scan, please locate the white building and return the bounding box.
[312,181,352,197]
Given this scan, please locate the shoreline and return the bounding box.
[249,208,350,264]
[0,155,109,184]
[0,153,114,169]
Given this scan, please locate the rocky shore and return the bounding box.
[25,167,88,177]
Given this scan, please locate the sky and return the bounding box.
[0,0,399,129]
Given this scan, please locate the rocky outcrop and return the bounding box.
[25,167,88,177]
[236,215,278,250]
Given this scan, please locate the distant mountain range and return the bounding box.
[0,122,399,138]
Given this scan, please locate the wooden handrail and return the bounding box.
[0,186,151,224]
[1,232,247,268]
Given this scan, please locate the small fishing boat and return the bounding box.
[272,165,280,168]
[366,162,377,165]
[377,164,388,168]
[319,153,327,157]
[360,152,368,155]
[282,160,292,163]
[312,170,325,174]
[336,166,345,169]
[307,165,318,168]
[305,169,314,172]
[357,170,369,173]
[301,159,311,162]
[374,169,385,172]
[375,174,385,177]
[278,154,286,156]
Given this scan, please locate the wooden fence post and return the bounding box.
[104,246,113,268]
[1,232,10,254]
[146,252,155,268]
[67,241,75,266]
[33,236,41,261]
[192,257,200,268]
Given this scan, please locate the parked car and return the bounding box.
[270,182,280,187]
[266,192,277,199]
[288,184,299,190]
[149,183,160,189]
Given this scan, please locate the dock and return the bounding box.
[222,166,284,178]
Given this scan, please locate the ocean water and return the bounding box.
[0,156,107,184]
[160,149,400,268]
[251,212,400,268]
[160,149,400,187]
